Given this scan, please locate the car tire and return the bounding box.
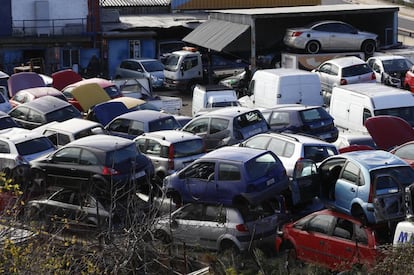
[285,248,301,272]
[361,40,376,56]
[352,205,368,225]
[219,240,239,255]
[305,40,320,54]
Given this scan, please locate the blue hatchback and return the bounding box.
[163,146,289,207]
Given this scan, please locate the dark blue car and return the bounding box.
[163,146,289,207]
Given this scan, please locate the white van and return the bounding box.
[192,84,239,116]
[329,83,414,135]
[238,68,323,108]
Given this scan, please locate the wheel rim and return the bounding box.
[307,41,319,54]
[363,41,375,55]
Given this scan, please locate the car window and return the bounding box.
[268,138,295,157]
[103,85,122,98]
[393,143,414,159]
[10,106,29,120]
[16,137,54,155]
[243,136,270,150]
[183,56,198,71]
[354,224,368,245]
[182,161,215,180]
[79,149,99,165]
[319,63,332,74]
[46,106,81,122]
[183,118,209,134]
[218,163,240,181]
[175,203,203,220]
[307,214,335,234]
[106,143,137,166]
[333,22,354,34]
[52,190,74,204]
[56,133,71,146]
[234,110,264,129]
[313,23,333,32]
[204,205,226,223]
[341,161,362,185]
[108,119,130,133]
[53,147,81,164]
[299,107,331,122]
[269,112,290,126]
[27,109,44,123]
[173,139,204,157]
[304,146,336,162]
[210,118,229,134]
[382,59,412,71]
[147,140,161,155]
[246,152,280,181]
[149,117,180,132]
[135,138,147,153]
[332,218,354,240]
[81,195,97,208]
[129,120,145,136]
[141,60,164,72]
[371,166,414,188]
[342,64,372,77]
[0,140,10,153]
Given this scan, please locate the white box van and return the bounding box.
[329,83,414,135]
[192,84,239,116]
[238,68,323,108]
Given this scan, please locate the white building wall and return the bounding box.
[12,0,88,36]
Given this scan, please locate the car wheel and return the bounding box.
[361,40,376,56]
[154,229,171,244]
[285,248,301,272]
[305,40,320,54]
[352,206,368,225]
[220,240,239,255]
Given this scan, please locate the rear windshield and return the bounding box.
[382,58,412,72]
[46,106,81,122]
[374,107,414,127]
[16,137,54,155]
[149,117,180,132]
[299,107,332,123]
[342,64,372,77]
[106,143,137,166]
[234,110,265,129]
[370,166,414,188]
[304,146,338,162]
[0,117,18,130]
[104,85,122,98]
[246,152,280,181]
[161,139,204,158]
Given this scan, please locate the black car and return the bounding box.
[259,104,338,142]
[0,111,19,130]
[8,95,82,130]
[29,134,154,196]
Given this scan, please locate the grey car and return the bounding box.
[284,20,378,55]
[115,58,165,89]
[134,130,205,181]
[153,202,280,252]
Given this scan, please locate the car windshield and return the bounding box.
[342,64,372,77]
[149,117,180,132]
[374,106,414,127]
[0,117,18,130]
[234,110,265,129]
[246,152,279,181]
[16,137,54,156]
[164,54,180,71]
[106,143,137,166]
[371,166,414,187]
[169,139,204,158]
[103,85,122,98]
[46,106,81,122]
[299,107,332,122]
[382,59,413,72]
[141,61,164,72]
[210,101,240,108]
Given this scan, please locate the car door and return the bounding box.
[182,117,211,149]
[169,203,204,247]
[295,214,335,265]
[291,159,320,205]
[334,161,362,214]
[183,161,217,203]
[198,205,227,250]
[216,161,242,205]
[204,118,231,150]
[316,62,338,93]
[44,190,77,223]
[329,23,358,51]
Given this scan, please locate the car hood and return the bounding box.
[91,101,130,126]
[8,72,46,98]
[71,83,111,111]
[52,69,83,91]
[365,115,414,150]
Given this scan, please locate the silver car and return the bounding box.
[284,20,378,55]
[153,202,279,252]
[134,130,205,181]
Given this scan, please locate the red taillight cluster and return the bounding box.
[236,224,249,232]
[368,186,374,203]
[168,145,174,170]
[292,31,303,37]
[102,166,119,176]
[371,72,376,80]
[340,78,348,85]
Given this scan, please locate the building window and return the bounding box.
[62,49,80,68]
[129,40,141,59]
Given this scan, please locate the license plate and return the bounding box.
[320,133,331,139]
[134,170,146,179]
[266,178,275,186]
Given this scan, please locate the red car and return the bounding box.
[404,65,414,93]
[277,209,381,272]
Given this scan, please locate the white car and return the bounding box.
[312,56,376,105]
[284,20,378,55]
[367,55,413,88]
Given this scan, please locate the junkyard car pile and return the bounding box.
[2,51,414,274]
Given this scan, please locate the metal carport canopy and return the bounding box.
[182,19,250,52]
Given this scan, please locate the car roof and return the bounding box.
[123,58,159,63]
[115,110,173,122]
[137,130,201,143]
[202,146,271,162]
[334,150,408,170]
[326,56,366,67]
[68,134,133,150]
[368,55,407,61]
[15,95,71,113]
[0,127,44,143]
[203,106,258,117]
[262,104,319,112]
[43,118,102,133]
[254,132,334,145]
[14,87,63,98]
[300,209,363,225]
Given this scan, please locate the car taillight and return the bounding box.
[368,185,374,203]
[102,166,119,175]
[168,145,174,170]
[236,224,249,232]
[371,72,376,80]
[340,78,348,85]
[292,31,303,37]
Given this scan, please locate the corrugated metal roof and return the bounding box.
[101,0,170,7]
[183,19,249,52]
